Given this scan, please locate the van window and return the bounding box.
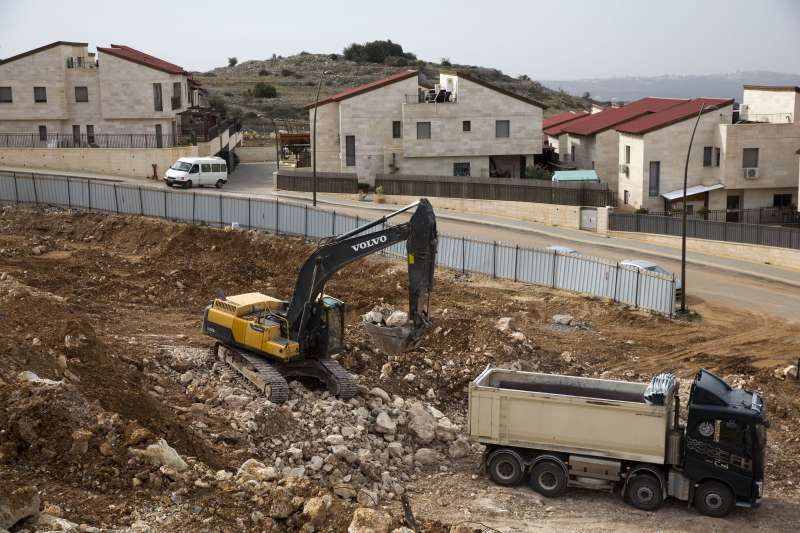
[201,163,211,173]
[171,161,192,172]
[190,164,199,174]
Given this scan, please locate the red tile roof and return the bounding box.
[543,111,588,130]
[97,44,187,75]
[559,97,687,136]
[304,70,418,109]
[616,98,734,135]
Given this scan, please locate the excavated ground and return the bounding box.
[0,205,799,532]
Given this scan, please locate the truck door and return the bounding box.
[684,416,755,500]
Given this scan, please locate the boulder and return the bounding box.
[374,412,396,435]
[448,438,471,459]
[223,394,252,410]
[369,387,391,403]
[414,448,439,466]
[334,484,357,500]
[496,317,513,332]
[130,439,188,471]
[0,486,40,530]
[357,488,379,508]
[236,458,278,482]
[269,487,294,520]
[34,512,79,532]
[348,507,392,533]
[363,310,384,324]
[331,444,358,465]
[552,314,574,326]
[303,495,332,527]
[70,429,92,456]
[509,331,526,343]
[436,418,458,442]
[307,455,324,472]
[407,402,436,444]
[385,311,409,327]
[387,441,404,458]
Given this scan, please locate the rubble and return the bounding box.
[0,486,40,530]
[348,507,392,533]
[130,439,188,471]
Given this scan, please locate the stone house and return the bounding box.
[307,70,544,183]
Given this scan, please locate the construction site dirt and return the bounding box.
[1,205,798,532]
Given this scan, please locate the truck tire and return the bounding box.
[487,450,523,486]
[694,481,734,518]
[530,461,568,497]
[185,180,193,189]
[627,475,663,511]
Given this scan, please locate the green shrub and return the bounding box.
[254,82,277,98]
[440,57,452,67]
[343,40,415,64]
[634,207,650,214]
[228,57,238,67]
[525,165,552,180]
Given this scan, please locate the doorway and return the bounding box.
[726,194,740,223]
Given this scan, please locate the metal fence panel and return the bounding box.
[464,240,494,276]
[437,236,464,272]
[278,202,305,236]
[222,196,251,228]
[306,207,332,238]
[248,198,273,231]
[194,193,223,226]
[114,186,142,215]
[495,244,517,280]
[166,191,193,222]
[516,248,555,286]
[0,174,17,202]
[140,188,166,217]
[34,175,69,205]
[88,182,117,212]
[15,175,37,203]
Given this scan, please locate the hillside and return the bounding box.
[542,70,800,103]
[195,53,592,129]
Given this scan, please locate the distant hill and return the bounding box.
[196,52,592,129]
[542,71,800,104]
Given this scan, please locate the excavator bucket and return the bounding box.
[363,320,429,356]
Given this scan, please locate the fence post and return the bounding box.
[248,197,252,229]
[32,175,38,204]
[276,198,281,234]
[634,269,641,308]
[163,189,167,219]
[219,193,223,227]
[332,210,336,236]
[66,178,72,208]
[113,184,119,213]
[304,204,308,238]
[138,186,144,215]
[513,245,519,282]
[88,180,92,211]
[551,251,558,288]
[492,241,497,279]
[13,173,19,204]
[461,236,466,274]
[192,192,196,223]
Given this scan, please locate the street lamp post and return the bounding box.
[680,104,718,315]
[312,69,332,207]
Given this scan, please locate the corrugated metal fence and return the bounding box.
[609,212,800,250]
[0,171,676,317]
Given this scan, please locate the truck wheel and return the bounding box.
[215,179,224,189]
[487,451,523,486]
[185,180,193,189]
[530,461,567,497]
[627,475,663,511]
[694,481,734,518]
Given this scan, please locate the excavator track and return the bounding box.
[317,357,358,399]
[214,343,289,404]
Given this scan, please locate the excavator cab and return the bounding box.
[321,296,344,355]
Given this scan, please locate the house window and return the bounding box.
[495,120,510,138]
[624,190,630,205]
[153,83,163,111]
[742,147,759,168]
[34,87,47,103]
[625,145,630,164]
[570,143,576,162]
[648,161,660,197]
[86,125,95,144]
[74,86,88,103]
[172,82,182,110]
[703,146,713,167]
[38,125,47,142]
[72,125,81,145]
[345,135,356,166]
[462,120,471,132]
[714,147,721,167]
[392,121,401,139]
[0,87,12,103]
[416,122,431,140]
[773,194,793,208]
[453,162,471,176]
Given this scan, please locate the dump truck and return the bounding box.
[469,367,767,517]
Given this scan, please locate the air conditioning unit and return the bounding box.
[619,164,629,176]
[743,167,759,180]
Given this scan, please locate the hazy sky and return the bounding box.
[1,0,798,79]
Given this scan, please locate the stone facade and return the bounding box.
[0,42,198,138]
[309,72,543,183]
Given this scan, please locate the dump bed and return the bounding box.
[469,368,676,464]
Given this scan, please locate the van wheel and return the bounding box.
[185,180,193,189]
[530,461,568,497]
[166,182,173,188]
[215,179,224,189]
[627,475,663,511]
[694,481,734,518]
[487,450,523,486]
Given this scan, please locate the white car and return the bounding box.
[164,156,228,189]
[546,245,581,256]
[620,259,683,297]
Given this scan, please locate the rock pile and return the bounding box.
[364,305,410,328]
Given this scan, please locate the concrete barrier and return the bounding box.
[609,230,800,272]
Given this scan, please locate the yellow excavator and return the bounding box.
[202,199,437,403]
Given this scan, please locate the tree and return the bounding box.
[440,57,452,67]
[582,91,591,99]
[228,57,238,67]
[343,40,415,64]
[254,82,277,98]
[258,68,269,76]
[208,95,228,115]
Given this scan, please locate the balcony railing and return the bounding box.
[647,206,800,226]
[404,90,458,104]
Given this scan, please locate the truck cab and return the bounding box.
[684,369,767,512]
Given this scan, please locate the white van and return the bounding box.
[164,157,228,188]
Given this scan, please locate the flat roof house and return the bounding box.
[0,41,205,145]
[307,70,545,183]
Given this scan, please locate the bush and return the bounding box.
[254,82,277,98]
[208,95,228,115]
[634,207,650,214]
[258,69,269,76]
[280,68,295,77]
[343,40,415,64]
[525,165,552,180]
[328,53,339,61]
[228,57,238,67]
[440,57,452,67]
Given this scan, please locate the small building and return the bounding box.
[551,169,600,183]
[307,70,545,183]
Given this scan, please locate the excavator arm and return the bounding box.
[286,199,437,354]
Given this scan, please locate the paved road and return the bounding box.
[4,162,799,318]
